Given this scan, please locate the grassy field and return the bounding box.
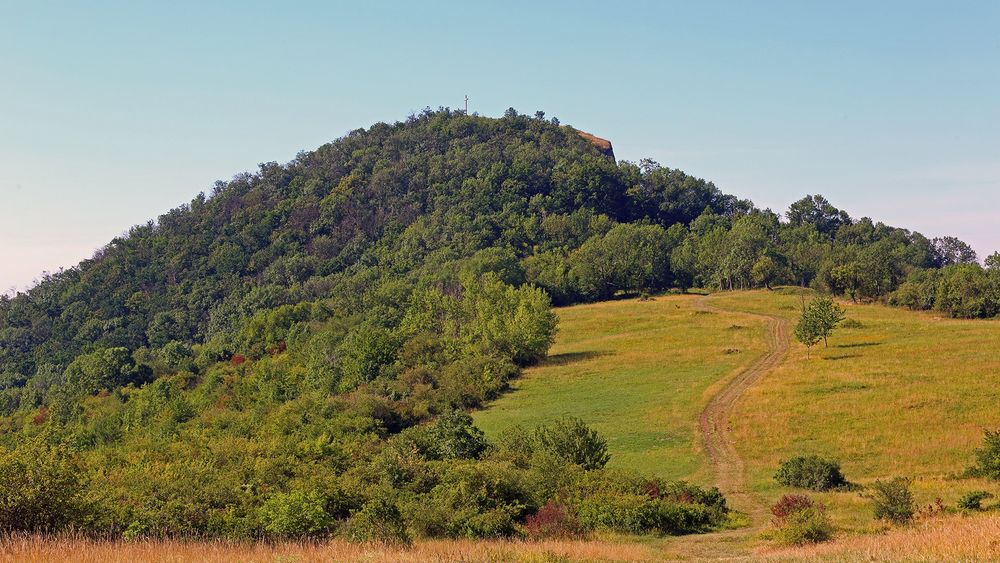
[474,293,767,481]
[477,288,1000,557]
[708,289,1000,531]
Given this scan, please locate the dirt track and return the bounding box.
[698,295,790,525]
[662,296,792,560]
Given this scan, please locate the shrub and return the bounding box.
[523,502,583,539]
[258,490,332,538]
[957,490,993,511]
[576,492,658,534]
[868,477,915,524]
[336,324,399,391]
[575,491,721,536]
[429,410,488,460]
[970,429,1000,480]
[774,506,834,545]
[775,456,848,491]
[0,437,86,532]
[534,417,610,470]
[423,461,533,538]
[770,494,815,526]
[346,496,411,545]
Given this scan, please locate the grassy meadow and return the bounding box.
[474,293,768,481]
[708,289,1000,531]
[476,288,1000,558]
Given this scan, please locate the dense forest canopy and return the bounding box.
[0,108,996,540]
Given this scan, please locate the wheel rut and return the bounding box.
[698,295,790,525]
[663,295,791,560]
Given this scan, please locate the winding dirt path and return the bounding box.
[662,295,791,560]
[698,295,791,525]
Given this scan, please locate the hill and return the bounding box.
[1,108,998,548]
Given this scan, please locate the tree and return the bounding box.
[569,223,673,300]
[810,296,846,347]
[534,416,610,470]
[786,195,851,236]
[795,296,846,354]
[932,236,977,267]
[751,255,780,289]
[63,347,149,395]
[794,311,822,356]
[431,409,488,459]
[0,435,86,532]
[986,252,1000,272]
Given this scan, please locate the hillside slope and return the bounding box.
[483,289,1000,557]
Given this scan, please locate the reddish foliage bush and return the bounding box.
[771,494,816,525]
[32,407,49,425]
[523,502,583,539]
[230,354,246,366]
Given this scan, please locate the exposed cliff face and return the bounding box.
[575,129,615,160]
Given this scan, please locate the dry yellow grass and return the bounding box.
[761,513,1000,561]
[0,535,663,563]
[709,289,1000,530]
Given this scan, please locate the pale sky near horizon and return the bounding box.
[3,1,999,293]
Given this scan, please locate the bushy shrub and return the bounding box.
[770,494,815,525]
[523,502,583,539]
[346,496,410,545]
[575,493,719,536]
[258,490,333,538]
[534,417,610,470]
[769,494,833,545]
[868,477,915,524]
[422,461,533,538]
[429,409,488,460]
[0,437,86,532]
[576,492,658,534]
[775,455,848,491]
[774,506,834,545]
[970,429,1000,480]
[957,490,993,511]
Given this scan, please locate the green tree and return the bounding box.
[258,490,333,538]
[569,223,673,300]
[431,410,488,459]
[64,347,148,395]
[0,435,86,532]
[795,296,846,353]
[534,416,610,470]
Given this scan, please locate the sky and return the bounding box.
[2,1,999,292]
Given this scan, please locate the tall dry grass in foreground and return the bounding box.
[763,514,1000,561]
[0,535,660,563]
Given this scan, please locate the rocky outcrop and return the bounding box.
[575,129,615,160]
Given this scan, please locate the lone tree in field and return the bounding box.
[795,296,847,354]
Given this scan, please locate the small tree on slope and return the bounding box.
[795,296,847,355]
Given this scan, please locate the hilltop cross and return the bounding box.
[464,95,468,114]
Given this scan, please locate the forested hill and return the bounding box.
[1,107,994,407]
[0,108,746,386]
[0,107,995,540]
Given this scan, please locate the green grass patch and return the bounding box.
[474,294,767,482]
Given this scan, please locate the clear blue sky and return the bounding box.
[3,1,999,292]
